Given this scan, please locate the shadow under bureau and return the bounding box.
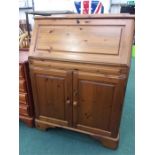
[29,14,135,149]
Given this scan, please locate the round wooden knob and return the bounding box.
[66,100,70,105]
[73,101,77,106]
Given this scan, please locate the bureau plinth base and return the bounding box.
[35,119,119,149]
[35,119,56,131]
[96,134,119,149]
[20,115,34,127]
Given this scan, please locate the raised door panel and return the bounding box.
[73,71,126,137]
[36,26,122,55]
[78,81,114,131]
[30,67,72,127]
[36,75,65,119]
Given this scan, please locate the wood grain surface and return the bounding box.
[29,14,134,149]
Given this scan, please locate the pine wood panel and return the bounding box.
[29,15,134,66]
[72,71,126,137]
[36,74,65,119]
[36,26,122,55]
[77,80,114,130]
[30,67,72,127]
[29,59,128,75]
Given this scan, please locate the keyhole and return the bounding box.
[49,30,54,33]
[76,20,80,24]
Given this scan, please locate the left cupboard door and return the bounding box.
[30,66,73,127]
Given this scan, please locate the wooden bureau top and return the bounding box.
[34,14,135,20]
[29,14,135,67]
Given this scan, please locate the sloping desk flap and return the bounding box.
[29,15,135,66]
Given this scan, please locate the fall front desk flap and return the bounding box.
[29,14,135,66]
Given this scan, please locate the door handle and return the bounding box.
[66,100,71,105]
[73,101,78,107]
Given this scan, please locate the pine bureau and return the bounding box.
[29,14,135,149]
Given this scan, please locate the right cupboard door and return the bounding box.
[73,71,126,138]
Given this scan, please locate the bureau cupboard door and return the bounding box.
[30,67,73,127]
[73,71,126,137]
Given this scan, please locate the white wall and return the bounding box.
[19,0,113,28]
[34,0,111,13]
[19,0,34,28]
[19,10,34,28]
[34,0,74,11]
